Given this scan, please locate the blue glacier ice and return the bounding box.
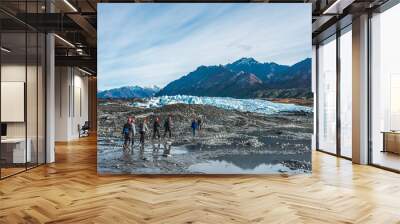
[132,95,312,115]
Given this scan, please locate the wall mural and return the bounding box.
[97,3,313,174]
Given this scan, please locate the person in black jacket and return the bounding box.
[122,118,132,150]
[153,117,161,140]
[163,115,173,138]
[197,117,202,131]
[130,117,137,150]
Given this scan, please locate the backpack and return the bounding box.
[123,127,130,135]
[191,121,197,129]
[164,119,169,128]
[139,123,144,132]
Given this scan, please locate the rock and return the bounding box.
[98,99,313,174]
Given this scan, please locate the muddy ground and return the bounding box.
[97,99,313,174]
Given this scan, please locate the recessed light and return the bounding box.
[78,67,92,76]
[54,34,75,48]
[1,47,11,53]
[322,0,354,15]
[63,0,78,12]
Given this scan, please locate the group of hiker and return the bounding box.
[122,115,203,151]
[191,117,202,137]
[122,114,173,150]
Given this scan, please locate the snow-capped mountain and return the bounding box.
[156,57,311,99]
[97,85,160,99]
[232,57,259,65]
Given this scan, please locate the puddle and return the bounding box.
[215,153,310,169]
[189,160,307,174]
[98,141,310,174]
[189,152,310,174]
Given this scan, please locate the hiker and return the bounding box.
[197,117,202,131]
[191,119,198,137]
[130,116,137,148]
[153,117,161,140]
[164,114,173,138]
[122,118,132,150]
[139,117,149,146]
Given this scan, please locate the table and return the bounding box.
[382,131,400,154]
[1,138,31,163]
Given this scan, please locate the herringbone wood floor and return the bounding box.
[1,136,400,224]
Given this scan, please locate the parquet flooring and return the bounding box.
[1,136,400,223]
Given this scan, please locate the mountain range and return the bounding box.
[97,86,160,99]
[98,57,312,99]
[156,57,312,98]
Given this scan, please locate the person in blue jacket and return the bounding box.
[191,119,198,137]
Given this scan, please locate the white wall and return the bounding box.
[1,65,26,139]
[55,67,89,141]
[55,67,69,141]
[71,72,89,138]
[1,63,47,164]
[1,65,41,137]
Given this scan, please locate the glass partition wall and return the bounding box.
[370,3,400,171]
[0,3,46,179]
[0,31,27,177]
[339,27,352,159]
[316,27,352,159]
[317,35,337,154]
[316,1,400,171]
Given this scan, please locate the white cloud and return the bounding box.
[98,4,311,90]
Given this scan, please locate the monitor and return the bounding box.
[1,123,7,137]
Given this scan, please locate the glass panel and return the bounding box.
[371,4,400,171]
[38,32,45,165]
[312,46,317,150]
[26,0,39,169]
[37,1,47,166]
[27,31,38,169]
[0,1,46,178]
[317,36,337,154]
[340,29,352,158]
[1,31,27,177]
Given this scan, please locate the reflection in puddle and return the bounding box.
[189,160,305,174]
[215,153,310,170]
[98,141,310,174]
[98,142,188,158]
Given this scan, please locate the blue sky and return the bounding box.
[98,3,311,90]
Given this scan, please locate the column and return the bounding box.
[352,14,369,164]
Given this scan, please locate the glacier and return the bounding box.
[132,95,312,115]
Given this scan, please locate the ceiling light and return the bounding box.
[1,47,11,53]
[54,34,75,48]
[76,48,84,55]
[63,0,78,12]
[323,0,354,15]
[78,67,92,76]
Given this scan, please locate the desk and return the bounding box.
[1,138,31,163]
[382,131,400,154]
